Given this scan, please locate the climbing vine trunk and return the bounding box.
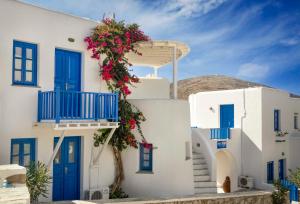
[111,146,124,193]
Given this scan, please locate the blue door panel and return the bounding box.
[220,104,234,128]
[55,49,81,92]
[53,137,80,201]
[55,49,81,119]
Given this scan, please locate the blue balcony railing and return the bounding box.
[37,88,118,123]
[210,128,231,140]
[281,179,299,202]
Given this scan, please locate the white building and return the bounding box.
[189,87,300,192]
[0,0,195,202]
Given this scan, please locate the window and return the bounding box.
[267,161,274,183]
[12,40,37,86]
[274,109,280,131]
[11,138,36,167]
[139,143,153,172]
[294,113,298,129]
[279,159,286,180]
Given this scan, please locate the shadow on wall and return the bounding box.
[241,131,264,189]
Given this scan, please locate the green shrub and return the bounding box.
[289,167,300,187]
[26,161,51,203]
[272,180,288,204]
[109,187,128,199]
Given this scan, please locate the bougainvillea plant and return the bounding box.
[85,18,151,195]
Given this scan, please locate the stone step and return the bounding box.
[194,175,210,182]
[192,153,204,159]
[193,169,209,176]
[193,164,208,170]
[194,187,218,194]
[193,158,206,165]
[194,181,217,188]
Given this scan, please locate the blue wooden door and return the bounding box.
[53,136,81,201]
[55,49,81,118]
[279,159,285,180]
[55,49,81,92]
[220,104,234,128]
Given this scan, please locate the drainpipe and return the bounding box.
[240,89,246,175]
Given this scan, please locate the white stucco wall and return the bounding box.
[261,88,300,184]
[189,87,300,190]
[128,78,170,100]
[0,0,195,201]
[192,128,241,192]
[189,88,263,188]
[122,99,194,198]
[0,0,101,165]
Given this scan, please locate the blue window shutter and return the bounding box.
[267,161,274,183]
[274,110,280,131]
[279,159,285,180]
[139,143,153,172]
[12,40,38,86]
[10,138,36,167]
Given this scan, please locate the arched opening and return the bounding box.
[216,150,238,193]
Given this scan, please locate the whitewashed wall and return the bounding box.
[261,88,300,184]
[0,0,194,201]
[0,0,101,165]
[189,88,263,188]
[189,87,300,189]
[122,99,194,197]
[192,128,241,192]
[128,78,170,100]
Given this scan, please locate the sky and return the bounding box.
[21,0,300,94]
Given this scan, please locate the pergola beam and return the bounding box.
[172,45,178,99]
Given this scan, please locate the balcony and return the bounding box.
[210,128,231,140]
[37,89,118,123]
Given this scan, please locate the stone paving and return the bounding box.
[46,190,279,204]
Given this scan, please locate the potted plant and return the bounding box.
[26,161,51,203]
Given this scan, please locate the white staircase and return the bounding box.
[192,151,217,194]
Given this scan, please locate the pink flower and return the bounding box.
[91,52,100,60]
[121,85,131,96]
[129,118,136,129]
[143,142,152,149]
[125,31,131,39]
[101,42,107,47]
[123,75,129,83]
[102,71,112,81]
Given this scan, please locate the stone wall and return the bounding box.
[95,191,280,204]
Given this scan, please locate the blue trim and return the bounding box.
[217,141,227,149]
[274,109,280,131]
[210,128,231,140]
[279,159,285,180]
[12,40,38,86]
[53,136,81,201]
[139,143,153,172]
[10,138,36,167]
[37,90,119,123]
[220,104,234,128]
[267,161,274,184]
[281,179,299,202]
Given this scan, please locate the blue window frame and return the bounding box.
[12,40,38,86]
[11,138,36,167]
[139,143,153,172]
[267,161,274,184]
[274,109,280,131]
[279,159,286,180]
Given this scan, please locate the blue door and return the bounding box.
[279,159,285,180]
[53,136,81,201]
[220,104,234,128]
[55,49,81,92]
[55,49,81,118]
